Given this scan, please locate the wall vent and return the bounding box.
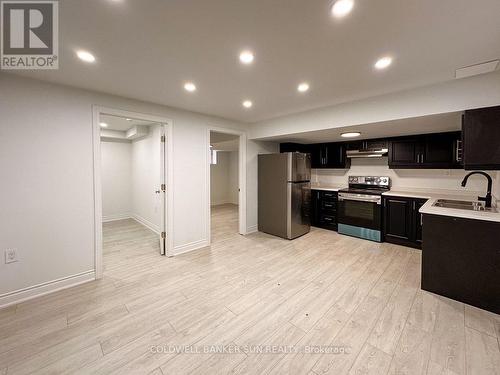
[455,60,499,79]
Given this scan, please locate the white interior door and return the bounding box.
[159,125,167,255]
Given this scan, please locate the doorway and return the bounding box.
[207,128,247,244]
[93,107,173,279]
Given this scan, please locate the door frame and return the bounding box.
[92,106,174,279]
[206,126,247,243]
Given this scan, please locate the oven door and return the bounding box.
[337,193,382,230]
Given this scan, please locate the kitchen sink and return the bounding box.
[432,199,497,212]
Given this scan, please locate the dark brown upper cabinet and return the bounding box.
[279,142,309,153]
[388,132,461,169]
[310,143,350,169]
[463,106,500,170]
[388,138,421,167]
[347,139,388,150]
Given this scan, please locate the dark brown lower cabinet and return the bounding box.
[311,190,338,231]
[383,195,427,249]
[422,214,500,314]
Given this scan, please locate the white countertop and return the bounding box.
[383,188,500,223]
[310,183,346,192]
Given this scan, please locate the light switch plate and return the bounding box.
[5,249,18,264]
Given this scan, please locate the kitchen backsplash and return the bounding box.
[313,157,499,198]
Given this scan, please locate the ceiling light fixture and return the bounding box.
[100,122,108,128]
[374,56,393,70]
[126,118,132,121]
[341,132,361,138]
[76,50,96,63]
[331,0,354,18]
[239,50,254,64]
[297,82,310,93]
[184,82,197,92]
[242,100,253,108]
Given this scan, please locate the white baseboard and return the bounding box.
[211,201,229,206]
[132,214,160,234]
[211,201,238,207]
[0,270,95,309]
[102,213,132,222]
[173,239,209,256]
[246,225,258,234]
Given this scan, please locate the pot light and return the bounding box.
[76,50,96,63]
[297,82,310,93]
[184,82,197,92]
[239,50,254,65]
[374,56,393,70]
[100,122,108,128]
[341,132,361,138]
[126,118,132,121]
[242,100,253,108]
[331,0,354,18]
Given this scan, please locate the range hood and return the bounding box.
[346,148,388,158]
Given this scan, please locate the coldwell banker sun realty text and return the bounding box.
[1,0,58,69]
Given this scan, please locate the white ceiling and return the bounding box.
[210,131,239,151]
[266,112,463,143]
[12,0,500,123]
[100,114,158,131]
[210,131,239,144]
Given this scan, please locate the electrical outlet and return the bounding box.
[5,249,18,264]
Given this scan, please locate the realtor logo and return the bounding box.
[1,0,58,69]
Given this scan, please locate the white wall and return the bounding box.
[250,71,500,140]
[210,151,239,206]
[100,125,161,232]
[131,125,161,232]
[101,141,132,221]
[494,172,500,204]
[228,151,239,204]
[0,73,248,301]
[313,158,499,197]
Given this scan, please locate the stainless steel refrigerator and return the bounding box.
[258,152,311,239]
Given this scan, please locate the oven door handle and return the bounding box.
[338,195,381,205]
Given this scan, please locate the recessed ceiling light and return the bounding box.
[331,0,354,18]
[100,122,108,128]
[374,56,393,70]
[184,82,197,92]
[239,50,254,65]
[341,132,361,138]
[126,118,132,121]
[76,50,96,63]
[242,100,253,108]
[297,82,310,93]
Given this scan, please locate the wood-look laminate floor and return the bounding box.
[1,204,499,375]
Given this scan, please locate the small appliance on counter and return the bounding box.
[337,176,391,242]
[258,152,311,239]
